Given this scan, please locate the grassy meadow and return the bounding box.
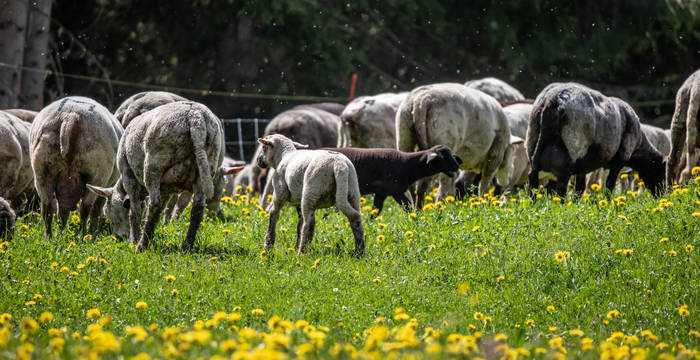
[0,175,699,359]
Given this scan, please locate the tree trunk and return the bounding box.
[0,0,28,108]
[19,0,51,110]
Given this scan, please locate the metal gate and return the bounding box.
[221,118,270,162]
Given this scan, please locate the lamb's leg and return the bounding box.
[170,192,192,223]
[295,206,302,250]
[574,174,586,195]
[392,193,412,212]
[79,191,97,235]
[436,173,456,201]
[136,190,163,252]
[298,205,316,255]
[372,194,387,216]
[128,194,142,246]
[414,179,430,210]
[605,163,625,194]
[265,203,280,251]
[335,192,364,256]
[40,198,54,237]
[181,190,204,252]
[163,194,178,222]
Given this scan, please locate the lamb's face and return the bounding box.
[86,184,130,237]
[427,145,462,177]
[0,198,16,241]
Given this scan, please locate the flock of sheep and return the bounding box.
[0,68,698,256]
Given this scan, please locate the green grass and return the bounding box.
[0,182,698,359]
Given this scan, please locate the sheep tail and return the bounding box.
[59,113,81,164]
[530,97,564,166]
[189,108,215,200]
[333,161,361,211]
[413,97,431,151]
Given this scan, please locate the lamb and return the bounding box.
[113,91,187,128]
[313,145,461,214]
[86,101,242,251]
[338,92,407,148]
[2,109,38,123]
[527,82,665,196]
[30,97,124,236]
[246,105,343,192]
[666,69,700,185]
[0,111,34,209]
[464,77,525,102]
[0,197,15,241]
[257,134,365,256]
[396,83,519,205]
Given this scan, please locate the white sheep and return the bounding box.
[30,97,124,236]
[338,92,407,148]
[464,77,525,102]
[114,91,187,128]
[0,111,34,209]
[87,101,242,251]
[396,83,518,204]
[257,134,365,256]
[666,68,700,185]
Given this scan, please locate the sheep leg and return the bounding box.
[170,192,192,222]
[40,198,55,237]
[605,164,625,193]
[294,206,302,250]
[414,179,430,210]
[182,190,205,252]
[265,204,280,251]
[163,194,178,222]
[298,207,316,255]
[392,193,412,212]
[372,194,387,216]
[80,191,97,235]
[335,194,364,257]
[436,173,456,201]
[57,206,70,232]
[574,174,586,195]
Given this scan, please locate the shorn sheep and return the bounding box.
[464,77,525,102]
[396,83,518,205]
[88,101,242,252]
[527,82,665,196]
[257,134,365,256]
[113,91,187,128]
[666,68,700,185]
[0,197,15,241]
[338,92,407,148]
[30,97,124,236]
[0,111,34,209]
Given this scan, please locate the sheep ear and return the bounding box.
[426,152,439,164]
[86,184,113,199]
[221,166,245,176]
[292,141,309,149]
[510,135,525,145]
[453,155,463,165]
[258,138,273,147]
[122,196,131,210]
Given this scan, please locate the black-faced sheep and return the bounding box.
[0,197,15,241]
[317,146,462,214]
[30,97,124,236]
[257,134,365,256]
[114,91,187,128]
[396,83,518,205]
[338,92,407,148]
[666,69,700,185]
[527,82,665,196]
[87,101,242,252]
[464,77,525,103]
[0,111,34,209]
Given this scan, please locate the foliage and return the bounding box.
[0,173,698,358]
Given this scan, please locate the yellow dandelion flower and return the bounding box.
[686,244,694,253]
[525,319,535,328]
[473,312,484,321]
[554,251,566,262]
[591,184,601,191]
[494,333,508,341]
[496,275,505,282]
[25,301,36,307]
[171,289,179,296]
[546,305,555,312]
[60,266,69,274]
[549,326,558,332]
[259,250,266,260]
[165,274,176,282]
[692,211,700,217]
[692,166,700,175]
[311,258,320,269]
[135,301,148,309]
[251,308,265,315]
[50,262,58,270]
[599,199,608,207]
[679,305,690,317]
[373,278,381,283]
[472,225,480,232]
[660,237,669,243]
[570,329,584,337]
[606,309,620,319]
[376,235,385,243]
[39,312,53,323]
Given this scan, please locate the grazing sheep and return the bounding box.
[0,197,15,241]
[667,69,700,185]
[114,91,186,127]
[30,97,124,236]
[527,83,665,196]
[338,92,407,148]
[464,77,525,102]
[292,102,345,116]
[3,109,38,123]
[257,134,365,256]
[87,101,242,251]
[0,111,34,209]
[315,145,462,214]
[503,103,533,139]
[396,83,518,205]
[246,105,343,192]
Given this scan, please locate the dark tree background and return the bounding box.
[4,0,700,126]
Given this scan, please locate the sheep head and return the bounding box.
[257,135,308,170]
[86,183,130,237]
[0,197,16,241]
[426,145,462,177]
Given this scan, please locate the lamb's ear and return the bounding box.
[426,152,439,164]
[86,184,113,199]
[292,141,309,149]
[258,138,273,147]
[122,196,131,210]
[453,155,463,165]
[221,166,245,176]
[510,135,525,145]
